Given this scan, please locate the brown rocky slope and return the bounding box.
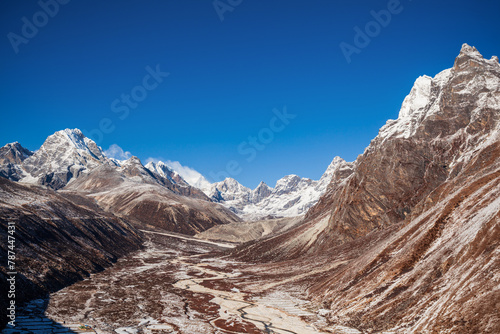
[232,44,500,333]
[0,178,143,329]
[66,160,241,235]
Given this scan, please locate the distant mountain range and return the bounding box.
[204,157,353,220]
[0,127,342,222]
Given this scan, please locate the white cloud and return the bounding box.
[146,157,212,192]
[104,144,132,160]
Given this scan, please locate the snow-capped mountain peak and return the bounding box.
[209,178,251,202]
[38,128,108,163]
[0,142,34,181]
[204,157,354,220]
[378,43,499,143]
[144,160,190,186]
[120,156,143,167]
[14,128,113,189]
[1,127,354,220]
[252,181,273,203]
[145,161,173,178]
[151,160,212,192]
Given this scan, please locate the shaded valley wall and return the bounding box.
[0,178,143,329]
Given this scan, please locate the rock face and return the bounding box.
[0,178,143,329]
[0,142,33,165]
[5,129,116,189]
[252,181,273,203]
[1,128,111,189]
[315,43,500,247]
[232,44,500,333]
[0,142,33,181]
[142,157,353,221]
[207,157,354,220]
[145,160,190,187]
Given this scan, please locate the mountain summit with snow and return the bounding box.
[0,127,344,222]
[5,129,115,189]
[233,44,500,332]
[204,157,354,220]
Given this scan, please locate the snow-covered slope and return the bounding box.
[16,129,115,189]
[205,157,354,220]
[145,161,189,186]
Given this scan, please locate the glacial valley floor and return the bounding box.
[2,233,349,334]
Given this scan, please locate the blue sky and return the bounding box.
[1,0,499,188]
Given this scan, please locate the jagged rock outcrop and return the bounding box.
[145,160,191,187]
[0,142,33,165]
[0,142,33,181]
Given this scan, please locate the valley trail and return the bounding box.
[30,232,330,334]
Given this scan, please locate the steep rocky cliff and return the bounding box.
[232,44,500,332]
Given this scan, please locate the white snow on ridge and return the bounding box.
[378,69,451,140]
[143,156,351,221]
[379,43,500,142]
[157,160,212,192]
[17,129,112,187]
[200,157,353,221]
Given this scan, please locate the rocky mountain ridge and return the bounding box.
[0,142,33,181]
[231,43,500,333]
[0,129,239,235]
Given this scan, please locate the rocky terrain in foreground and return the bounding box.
[0,178,143,329]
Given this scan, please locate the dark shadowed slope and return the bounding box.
[0,178,143,329]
